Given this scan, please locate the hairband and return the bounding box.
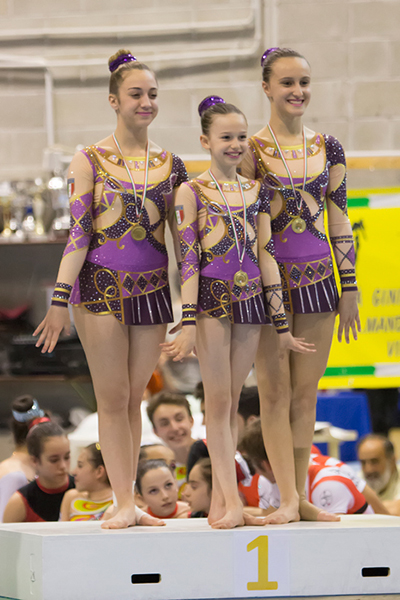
[109,53,137,73]
[261,47,279,67]
[12,399,44,423]
[28,416,51,431]
[198,95,225,117]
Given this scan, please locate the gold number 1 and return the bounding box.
[247,535,278,591]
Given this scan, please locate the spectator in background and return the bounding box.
[146,392,196,494]
[60,443,113,521]
[185,458,212,517]
[135,459,189,519]
[3,421,74,523]
[358,434,400,515]
[139,444,176,468]
[0,395,46,522]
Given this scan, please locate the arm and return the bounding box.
[325,136,361,343]
[3,492,27,523]
[60,489,77,521]
[161,183,200,361]
[257,186,315,354]
[34,151,95,353]
[362,484,389,515]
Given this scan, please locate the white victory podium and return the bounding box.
[0,515,399,600]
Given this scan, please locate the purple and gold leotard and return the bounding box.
[65,145,187,325]
[177,178,271,325]
[242,133,357,314]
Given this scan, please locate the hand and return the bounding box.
[278,331,316,355]
[337,291,361,343]
[160,326,196,362]
[33,306,71,353]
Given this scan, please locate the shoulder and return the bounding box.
[320,133,346,164]
[63,488,80,502]
[176,501,190,518]
[3,491,27,522]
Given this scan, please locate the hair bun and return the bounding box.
[198,95,225,117]
[109,52,137,73]
[261,47,279,67]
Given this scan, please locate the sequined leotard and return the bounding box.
[177,177,288,330]
[65,145,187,325]
[240,133,357,314]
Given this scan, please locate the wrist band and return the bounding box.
[51,282,72,307]
[339,269,358,292]
[263,284,290,334]
[182,303,197,326]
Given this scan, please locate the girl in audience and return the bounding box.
[185,458,212,517]
[161,96,314,529]
[60,443,113,521]
[3,421,74,523]
[239,47,360,524]
[135,459,189,518]
[0,395,44,522]
[33,48,187,529]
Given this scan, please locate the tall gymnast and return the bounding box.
[34,49,188,529]
[161,96,314,529]
[239,47,361,524]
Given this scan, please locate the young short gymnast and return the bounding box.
[239,47,360,523]
[162,96,314,529]
[33,49,187,529]
[60,443,113,521]
[135,459,189,519]
[3,421,74,523]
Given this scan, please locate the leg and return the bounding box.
[255,318,300,524]
[196,318,260,529]
[291,311,339,521]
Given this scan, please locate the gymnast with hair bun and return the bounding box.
[239,47,360,524]
[161,95,314,529]
[33,49,188,529]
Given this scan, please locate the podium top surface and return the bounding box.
[0,514,399,538]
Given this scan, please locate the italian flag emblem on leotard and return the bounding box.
[175,205,184,225]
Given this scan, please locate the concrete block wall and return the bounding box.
[0,0,399,186]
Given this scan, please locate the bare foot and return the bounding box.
[264,502,300,525]
[135,507,166,527]
[101,503,137,529]
[207,496,226,526]
[299,498,340,522]
[243,512,270,526]
[212,507,244,530]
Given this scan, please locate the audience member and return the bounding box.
[3,421,74,523]
[358,434,400,514]
[146,392,196,492]
[139,444,176,468]
[240,419,375,515]
[0,395,42,521]
[135,459,189,519]
[60,443,113,521]
[185,458,212,517]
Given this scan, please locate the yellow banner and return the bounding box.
[320,192,400,389]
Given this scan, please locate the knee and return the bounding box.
[205,390,232,422]
[291,386,317,415]
[96,384,130,416]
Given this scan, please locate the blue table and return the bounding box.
[315,391,372,461]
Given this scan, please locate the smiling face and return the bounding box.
[140,466,178,517]
[185,463,211,514]
[109,68,159,128]
[32,436,70,489]
[263,56,311,120]
[200,112,248,171]
[152,404,194,455]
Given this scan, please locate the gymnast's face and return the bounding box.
[185,463,211,514]
[263,56,311,119]
[32,436,70,488]
[139,466,178,517]
[200,112,248,170]
[109,69,159,128]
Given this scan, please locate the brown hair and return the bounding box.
[200,102,246,137]
[146,391,192,426]
[85,443,110,485]
[262,47,309,83]
[237,418,268,469]
[10,395,36,446]
[108,49,155,96]
[26,421,66,460]
[135,459,173,495]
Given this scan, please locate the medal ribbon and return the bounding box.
[267,123,307,214]
[208,170,248,271]
[112,133,150,221]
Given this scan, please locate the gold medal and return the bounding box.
[131,225,146,241]
[234,270,248,288]
[292,217,306,234]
